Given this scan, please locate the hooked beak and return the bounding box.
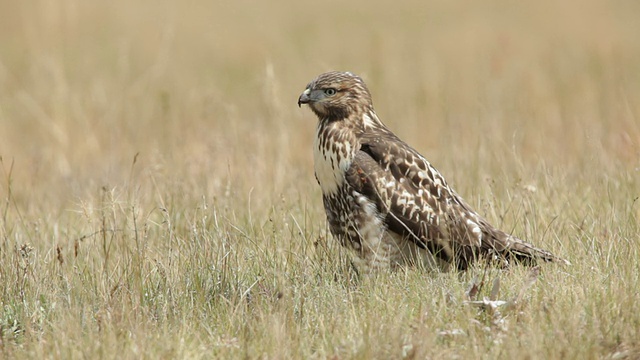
[297,88,311,107]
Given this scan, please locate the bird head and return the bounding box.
[298,71,373,121]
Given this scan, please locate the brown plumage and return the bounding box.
[298,71,568,271]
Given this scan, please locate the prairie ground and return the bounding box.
[0,0,639,358]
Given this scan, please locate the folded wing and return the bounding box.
[345,131,563,270]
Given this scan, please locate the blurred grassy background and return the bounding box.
[1,0,638,205]
[0,0,639,358]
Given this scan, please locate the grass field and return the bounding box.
[1,0,639,358]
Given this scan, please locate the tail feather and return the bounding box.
[450,220,570,270]
[500,233,571,266]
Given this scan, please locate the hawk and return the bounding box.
[298,71,568,271]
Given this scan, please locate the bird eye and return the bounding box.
[324,88,337,96]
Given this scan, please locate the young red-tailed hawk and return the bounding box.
[298,71,568,271]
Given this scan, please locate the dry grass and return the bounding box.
[1,0,639,358]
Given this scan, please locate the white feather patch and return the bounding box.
[313,125,352,194]
[466,218,483,246]
[362,113,377,129]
